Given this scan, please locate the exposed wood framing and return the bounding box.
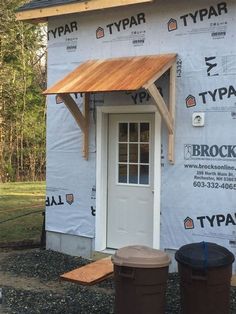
[168,64,176,164]
[59,93,90,159]
[146,64,176,164]
[147,84,174,134]
[16,0,153,22]
[83,93,90,160]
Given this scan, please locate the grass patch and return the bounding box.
[0,181,46,243]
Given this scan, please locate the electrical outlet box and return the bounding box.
[192,112,205,127]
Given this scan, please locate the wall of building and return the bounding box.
[46,0,236,268]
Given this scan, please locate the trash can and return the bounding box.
[112,245,171,314]
[175,242,235,314]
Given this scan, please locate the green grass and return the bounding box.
[0,181,46,243]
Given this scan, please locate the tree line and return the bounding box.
[0,0,46,182]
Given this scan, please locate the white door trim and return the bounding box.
[95,105,161,251]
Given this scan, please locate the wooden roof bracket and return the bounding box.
[145,63,176,164]
[59,93,90,160]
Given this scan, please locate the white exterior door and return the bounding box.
[107,113,154,249]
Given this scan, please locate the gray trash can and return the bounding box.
[112,245,171,314]
[175,242,235,314]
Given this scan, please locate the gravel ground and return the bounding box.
[0,249,235,313]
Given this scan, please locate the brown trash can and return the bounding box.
[175,242,235,314]
[112,245,171,314]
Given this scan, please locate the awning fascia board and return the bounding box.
[16,0,153,23]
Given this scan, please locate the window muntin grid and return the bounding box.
[118,122,150,185]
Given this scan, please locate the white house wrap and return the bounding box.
[18,0,236,270]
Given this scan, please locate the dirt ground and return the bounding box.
[0,249,115,314]
[0,254,64,295]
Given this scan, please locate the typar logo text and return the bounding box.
[47,21,78,40]
[205,56,219,77]
[185,85,236,108]
[167,2,227,32]
[184,212,236,229]
[66,194,74,205]
[184,144,236,161]
[184,217,194,229]
[186,95,196,108]
[96,27,105,39]
[46,193,75,206]
[55,95,63,104]
[167,19,178,32]
[97,12,146,38]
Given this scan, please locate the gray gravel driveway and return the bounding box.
[0,249,235,313]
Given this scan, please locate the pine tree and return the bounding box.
[0,0,46,182]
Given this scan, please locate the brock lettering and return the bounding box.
[192,144,236,158]
[106,13,146,35]
[47,21,78,40]
[180,2,227,26]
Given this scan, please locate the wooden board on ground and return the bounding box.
[60,257,113,285]
[232,275,236,287]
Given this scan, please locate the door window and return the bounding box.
[118,122,150,185]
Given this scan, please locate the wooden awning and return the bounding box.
[44,54,177,162]
[44,54,176,94]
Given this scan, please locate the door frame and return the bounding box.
[95,105,162,251]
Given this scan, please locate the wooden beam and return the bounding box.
[168,64,176,164]
[16,0,153,22]
[59,93,91,160]
[147,83,174,134]
[59,94,86,132]
[83,93,90,160]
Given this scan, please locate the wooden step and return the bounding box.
[60,257,113,285]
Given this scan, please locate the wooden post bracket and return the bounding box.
[145,63,176,164]
[59,93,90,160]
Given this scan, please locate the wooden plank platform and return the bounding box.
[60,257,113,285]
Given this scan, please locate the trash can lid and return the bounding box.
[175,242,235,269]
[112,245,171,268]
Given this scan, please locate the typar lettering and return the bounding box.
[106,13,146,35]
[47,21,78,40]
[180,2,227,27]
